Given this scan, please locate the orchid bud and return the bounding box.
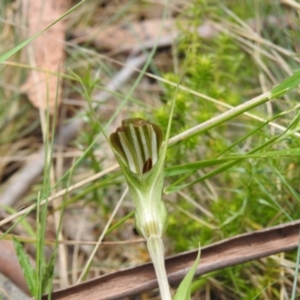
[110,118,167,239]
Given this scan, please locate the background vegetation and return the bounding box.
[1,0,300,299]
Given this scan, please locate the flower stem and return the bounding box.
[147,235,171,300]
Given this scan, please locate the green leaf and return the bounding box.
[13,236,36,296]
[270,69,300,99]
[173,246,201,300]
[164,158,229,176]
[107,211,135,235]
[41,251,56,293]
[165,148,300,177]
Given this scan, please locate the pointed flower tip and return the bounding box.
[110,118,163,175]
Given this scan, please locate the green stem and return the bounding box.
[147,235,171,300]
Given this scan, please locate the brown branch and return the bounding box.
[41,220,300,300]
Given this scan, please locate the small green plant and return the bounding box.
[110,118,171,298]
[110,117,202,299]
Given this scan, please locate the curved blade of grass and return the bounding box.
[273,166,300,204]
[166,106,300,193]
[255,178,291,221]
[0,1,84,64]
[41,251,56,294]
[165,115,274,184]
[165,148,300,177]
[106,211,135,235]
[164,158,229,176]
[13,236,35,296]
[165,125,289,194]
[173,247,201,300]
[270,69,300,99]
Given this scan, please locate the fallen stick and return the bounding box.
[41,219,300,300]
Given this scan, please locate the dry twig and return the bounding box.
[41,220,300,300]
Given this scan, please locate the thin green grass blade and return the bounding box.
[0,1,84,64]
[270,69,300,99]
[165,116,274,188]
[273,167,300,204]
[190,277,207,295]
[41,251,56,294]
[255,178,292,221]
[166,108,300,193]
[13,236,36,296]
[165,148,300,177]
[35,192,44,299]
[45,161,75,297]
[165,129,288,194]
[173,247,201,300]
[165,158,229,176]
[106,211,135,235]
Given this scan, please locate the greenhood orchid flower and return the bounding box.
[110,118,163,175]
[110,117,201,299]
[110,118,171,300]
[110,118,168,239]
